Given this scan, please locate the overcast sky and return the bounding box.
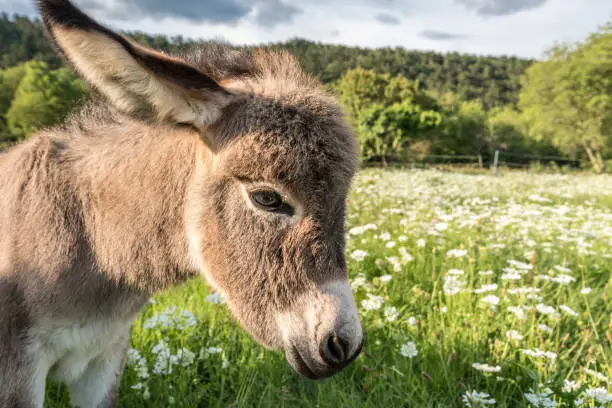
[2,0,611,59]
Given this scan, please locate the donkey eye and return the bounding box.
[250,190,283,209]
[248,190,294,216]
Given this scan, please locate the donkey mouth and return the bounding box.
[286,346,320,379]
[286,344,346,380]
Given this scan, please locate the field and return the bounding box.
[45,169,612,407]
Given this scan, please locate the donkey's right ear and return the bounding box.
[37,0,232,129]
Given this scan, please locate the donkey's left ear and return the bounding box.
[37,0,232,129]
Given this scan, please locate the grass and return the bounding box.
[45,168,612,407]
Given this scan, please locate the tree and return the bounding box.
[0,63,26,142]
[336,68,443,163]
[520,22,612,172]
[441,100,490,159]
[5,61,86,139]
[357,101,442,165]
[488,107,529,152]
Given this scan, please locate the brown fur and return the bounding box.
[0,1,361,406]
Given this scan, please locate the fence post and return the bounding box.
[493,150,500,175]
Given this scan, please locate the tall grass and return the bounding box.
[46,169,612,407]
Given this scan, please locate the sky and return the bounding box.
[1,0,611,59]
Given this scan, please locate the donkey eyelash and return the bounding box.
[248,189,295,217]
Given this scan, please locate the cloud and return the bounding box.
[73,0,302,27]
[78,0,249,24]
[375,12,401,25]
[252,0,302,27]
[0,0,34,15]
[455,0,549,16]
[420,30,470,41]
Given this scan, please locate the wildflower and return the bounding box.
[400,341,418,358]
[528,194,552,203]
[143,307,197,330]
[127,348,144,366]
[399,247,414,263]
[448,269,464,276]
[508,306,527,320]
[127,349,150,381]
[580,287,592,295]
[417,238,426,248]
[535,304,560,318]
[387,256,402,272]
[199,346,223,360]
[562,379,580,393]
[152,340,174,375]
[508,260,533,270]
[398,235,408,242]
[504,267,527,275]
[350,249,368,262]
[447,248,468,258]
[507,287,540,295]
[348,224,377,236]
[582,387,612,404]
[384,307,399,322]
[524,387,558,407]
[441,306,448,313]
[481,295,500,307]
[554,265,572,273]
[385,241,396,248]
[506,330,523,341]
[379,274,392,283]
[407,316,417,326]
[435,222,448,232]
[462,390,496,407]
[559,305,579,317]
[222,358,230,369]
[351,273,368,290]
[537,324,553,333]
[584,368,610,383]
[478,270,494,276]
[501,272,522,281]
[444,275,466,296]
[474,284,498,294]
[205,292,225,305]
[175,347,196,367]
[520,348,557,362]
[361,294,384,311]
[527,293,543,301]
[472,363,502,373]
[380,232,391,241]
[550,274,576,285]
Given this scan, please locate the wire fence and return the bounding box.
[365,150,581,172]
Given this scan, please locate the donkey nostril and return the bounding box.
[328,334,347,362]
[320,333,350,366]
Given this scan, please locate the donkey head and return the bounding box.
[39,0,363,379]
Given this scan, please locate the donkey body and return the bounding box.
[0,1,363,407]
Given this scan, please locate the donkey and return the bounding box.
[0,0,364,406]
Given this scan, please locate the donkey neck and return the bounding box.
[73,122,202,294]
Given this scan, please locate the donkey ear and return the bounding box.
[37,0,232,128]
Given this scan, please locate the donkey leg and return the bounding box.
[0,353,51,408]
[67,334,130,408]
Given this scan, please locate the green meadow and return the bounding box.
[46,169,612,407]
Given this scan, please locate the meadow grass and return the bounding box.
[45,168,612,407]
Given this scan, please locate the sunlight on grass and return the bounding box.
[46,169,612,407]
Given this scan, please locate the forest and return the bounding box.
[1,13,611,171]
